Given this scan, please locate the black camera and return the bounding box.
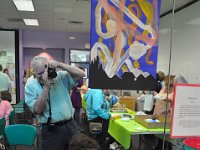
[48,68,57,79]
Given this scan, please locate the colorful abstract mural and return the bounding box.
[89,0,161,90]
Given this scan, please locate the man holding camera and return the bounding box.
[25,56,85,150]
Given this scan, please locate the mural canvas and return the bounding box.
[89,0,161,90]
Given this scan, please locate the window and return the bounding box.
[69,49,90,79]
[0,29,19,104]
[69,49,90,63]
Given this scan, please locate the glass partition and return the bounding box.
[168,0,200,149]
[87,0,175,149]
[0,30,19,104]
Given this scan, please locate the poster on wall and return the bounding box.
[170,84,200,138]
[89,0,161,90]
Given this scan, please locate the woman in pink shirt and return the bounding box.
[0,91,13,126]
[153,75,175,116]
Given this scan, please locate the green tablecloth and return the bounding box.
[81,95,86,110]
[108,111,170,149]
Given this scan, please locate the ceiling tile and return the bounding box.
[0,0,197,32]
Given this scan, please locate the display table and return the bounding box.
[108,110,170,149]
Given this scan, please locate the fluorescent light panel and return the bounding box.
[69,36,76,40]
[13,0,35,11]
[23,19,39,26]
[186,17,200,25]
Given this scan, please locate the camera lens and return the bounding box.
[48,68,57,79]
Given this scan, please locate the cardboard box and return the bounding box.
[119,96,136,111]
[134,115,171,129]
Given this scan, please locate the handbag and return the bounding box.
[89,122,102,134]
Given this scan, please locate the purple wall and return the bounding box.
[19,29,90,99]
[22,30,90,63]
[23,48,65,70]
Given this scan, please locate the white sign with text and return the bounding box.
[171,84,200,138]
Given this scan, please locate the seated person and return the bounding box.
[108,95,119,108]
[157,71,165,87]
[152,75,188,150]
[103,89,119,108]
[0,90,13,126]
[153,75,175,116]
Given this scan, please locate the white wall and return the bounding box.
[158,1,200,83]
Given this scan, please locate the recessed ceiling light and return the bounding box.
[69,36,76,40]
[23,19,39,26]
[12,0,35,11]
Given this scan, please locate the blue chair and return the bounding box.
[0,117,5,138]
[5,124,37,150]
[13,100,33,124]
[9,110,15,125]
[0,117,6,150]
